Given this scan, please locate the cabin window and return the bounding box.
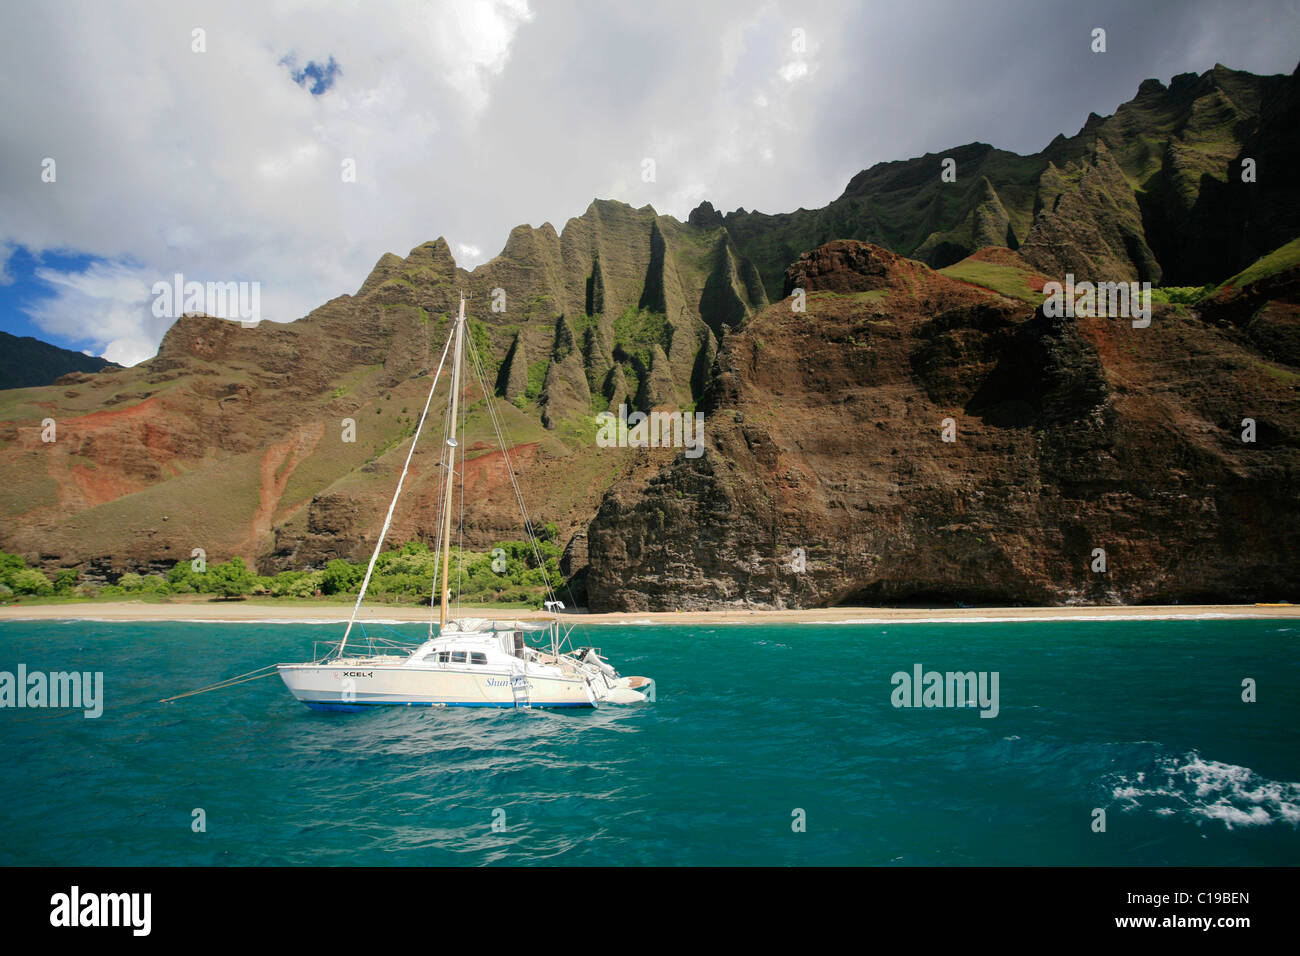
[436,652,450,663]
[451,651,467,663]
[470,652,487,665]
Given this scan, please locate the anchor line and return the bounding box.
[158,663,283,703]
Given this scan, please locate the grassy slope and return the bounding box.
[938,254,1048,305]
[1216,236,1300,291]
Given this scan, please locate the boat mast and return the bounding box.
[333,304,458,660]
[438,297,467,630]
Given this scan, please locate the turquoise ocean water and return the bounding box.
[1,616,1296,866]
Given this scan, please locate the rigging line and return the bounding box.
[338,315,457,659]
[428,503,443,638]
[159,664,281,703]
[423,320,452,638]
[428,460,460,635]
[427,418,448,637]
[464,331,560,603]
[463,333,538,565]
[462,330,575,649]
[428,344,459,635]
[158,670,281,703]
[456,355,467,618]
[435,307,467,632]
[364,619,424,645]
[465,337,551,608]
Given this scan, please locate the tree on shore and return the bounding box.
[207,557,256,599]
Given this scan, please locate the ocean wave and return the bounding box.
[1110,751,1300,829]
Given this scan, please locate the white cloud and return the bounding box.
[778,60,809,83]
[426,0,534,113]
[27,261,163,366]
[0,0,541,363]
[1,0,1297,366]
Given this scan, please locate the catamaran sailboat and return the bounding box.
[277,296,654,711]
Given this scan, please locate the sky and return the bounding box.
[0,0,1296,366]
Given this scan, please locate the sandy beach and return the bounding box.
[0,599,1295,625]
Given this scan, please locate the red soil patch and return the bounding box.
[462,442,540,497]
[68,395,164,430]
[245,421,326,550]
[65,464,141,509]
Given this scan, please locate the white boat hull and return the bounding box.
[278,661,596,710]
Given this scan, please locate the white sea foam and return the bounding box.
[1110,751,1300,829]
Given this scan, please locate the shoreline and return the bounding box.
[0,599,1296,626]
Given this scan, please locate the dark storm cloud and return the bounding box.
[0,0,1294,361]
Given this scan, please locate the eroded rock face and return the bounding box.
[0,202,768,579]
[721,64,1300,296]
[1017,142,1162,284]
[783,241,932,297]
[587,240,1300,610]
[2,65,1296,599]
[1198,247,1300,367]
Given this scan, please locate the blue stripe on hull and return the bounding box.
[301,699,593,712]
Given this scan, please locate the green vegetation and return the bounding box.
[208,557,257,599]
[1254,361,1300,385]
[611,306,671,368]
[1217,237,1300,291]
[467,318,500,380]
[525,359,548,402]
[524,294,555,316]
[313,538,563,605]
[0,540,563,608]
[2,551,73,597]
[938,259,1046,305]
[1150,285,1214,305]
